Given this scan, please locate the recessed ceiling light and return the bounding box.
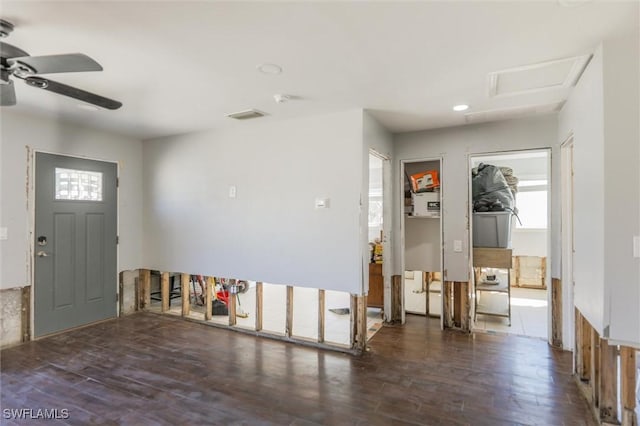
[453,104,469,112]
[77,103,99,111]
[257,63,283,75]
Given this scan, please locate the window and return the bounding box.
[515,180,547,229]
[55,168,103,201]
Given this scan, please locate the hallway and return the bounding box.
[0,313,595,425]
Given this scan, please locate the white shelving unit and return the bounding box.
[473,248,512,326]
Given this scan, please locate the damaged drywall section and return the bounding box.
[119,270,139,315]
[0,286,28,348]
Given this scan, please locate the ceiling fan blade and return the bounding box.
[0,41,29,59]
[1,80,17,106]
[12,54,103,74]
[25,76,122,110]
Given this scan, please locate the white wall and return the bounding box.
[559,32,640,346]
[393,115,559,283]
[602,33,639,345]
[511,230,546,257]
[0,111,143,290]
[142,110,365,294]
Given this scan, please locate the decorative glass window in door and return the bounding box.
[55,168,103,201]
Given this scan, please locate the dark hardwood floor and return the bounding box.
[1,312,595,425]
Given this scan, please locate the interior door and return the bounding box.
[34,152,117,337]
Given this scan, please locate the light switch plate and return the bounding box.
[453,240,462,252]
[228,185,237,199]
[0,227,7,240]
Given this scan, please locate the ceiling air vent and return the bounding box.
[225,109,267,120]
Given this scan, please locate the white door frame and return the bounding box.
[399,156,444,328]
[467,148,552,343]
[369,149,393,321]
[27,148,120,339]
[560,135,575,352]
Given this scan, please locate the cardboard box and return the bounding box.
[410,170,439,192]
[412,192,440,217]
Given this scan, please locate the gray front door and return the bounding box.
[34,153,117,337]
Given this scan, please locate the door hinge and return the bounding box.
[116,236,119,244]
[116,177,120,188]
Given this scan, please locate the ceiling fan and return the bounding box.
[0,19,122,110]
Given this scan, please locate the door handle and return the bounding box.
[37,250,50,257]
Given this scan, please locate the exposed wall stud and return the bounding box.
[591,328,600,407]
[139,269,151,310]
[579,313,592,382]
[228,293,237,326]
[181,273,190,317]
[285,285,293,337]
[391,275,402,323]
[318,289,325,343]
[255,282,263,331]
[621,347,637,426]
[551,278,562,347]
[599,338,618,423]
[161,272,170,313]
[21,286,30,342]
[204,276,213,321]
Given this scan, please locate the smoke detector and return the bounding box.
[274,94,291,104]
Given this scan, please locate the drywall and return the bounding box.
[559,32,640,345]
[558,45,606,335]
[393,115,559,283]
[0,111,144,289]
[142,110,364,294]
[601,33,640,345]
[511,230,546,257]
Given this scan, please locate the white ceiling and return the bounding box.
[2,1,638,140]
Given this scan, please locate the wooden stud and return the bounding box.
[591,328,600,407]
[350,294,357,347]
[20,286,30,342]
[453,282,461,328]
[443,281,454,328]
[391,275,402,323]
[161,272,170,313]
[579,313,592,382]
[356,295,367,351]
[575,308,581,376]
[134,276,140,311]
[181,273,190,317]
[285,285,293,337]
[599,338,618,423]
[118,272,124,315]
[228,292,237,326]
[424,272,430,316]
[204,276,214,321]
[138,269,151,310]
[540,257,547,289]
[551,278,562,348]
[459,282,470,332]
[621,347,637,426]
[514,256,521,287]
[255,282,263,331]
[318,289,325,343]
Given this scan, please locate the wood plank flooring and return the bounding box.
[0,312,595,425]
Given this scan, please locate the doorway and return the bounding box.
[366,150,389,337]
[34,152,118,337]
[401,158,443,327]
[469,149,551,340]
